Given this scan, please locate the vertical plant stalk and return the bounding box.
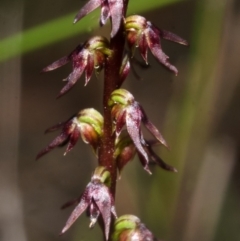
[99,0,129,197]
[37,1,188,240]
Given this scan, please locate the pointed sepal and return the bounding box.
[74,0,101,24]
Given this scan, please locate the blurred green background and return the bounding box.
[0,0,240,241]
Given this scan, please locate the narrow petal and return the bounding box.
[147,145,177,172]
[108,0,124,37]
[57,67,85,98]
[61,192,90,234]
[85,54,94,86]
[140,105,169,148]
[126,104,149,162]
[64,126,81,155]
[61,197,81,209]
[44,122,66,133]
[138,34,148,63]
[45,114,76,133]
[42,56,70,72]
[36,133,68,160]
[160,29,189,46]
[74,0,101,24]
[145,26,178,75]
[144,119,168,148]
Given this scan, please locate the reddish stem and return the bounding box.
[98,0,129,197]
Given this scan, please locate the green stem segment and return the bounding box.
[98,0,129,197]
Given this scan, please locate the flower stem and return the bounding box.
[98,0,129,197]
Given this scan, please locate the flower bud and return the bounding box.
[108,88,135,107]
[125,15,147,33]
[114,133,136,174]
[91,166,111,187]
[87,36,113,58]
[112,215,160,241]
[77,108,103,136]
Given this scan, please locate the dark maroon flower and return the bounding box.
[114,132,177,175]
[61,166,117,240]
[112,215,163,241]
[36,108,103,159]
[74,0,124,37]
[109,89,169,168]
[42,36,112,97]
[124,15,188,75]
